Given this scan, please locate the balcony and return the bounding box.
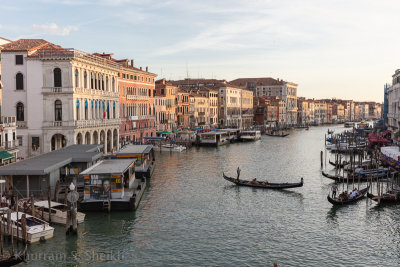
[127,95,149,101]
[1,140,18,150]
[42,87,74,94]
[198,112,206,116]
[16,121,27,129]
[0,116,16,127]
[75,118,121,128]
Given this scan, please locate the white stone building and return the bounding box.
[218,84,243,129]
[1,39,120,158]
[388,69,400,131]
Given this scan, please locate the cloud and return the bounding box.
[32,23,78,36]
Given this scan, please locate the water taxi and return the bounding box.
[0,211,54,243]
[159,144,186,152]
[20,200,85,225]
[199,131,229,146]
[240,130,261,141]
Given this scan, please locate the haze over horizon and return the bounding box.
[1,0,396,102]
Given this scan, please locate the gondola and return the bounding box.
[265,133,289,137]
[327,186,369,205]
[222,173,303,189]
[321,171,345,181]
[0,245,27,267]
[328,160,348,168]
[367,192,400,204]
[321,171,371,182]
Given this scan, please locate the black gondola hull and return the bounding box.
[327,187,369,205]
[223,173,303,189]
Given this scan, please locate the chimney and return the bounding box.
[131,59,134,67]
[140,66,142,70]
[146,66,148,72]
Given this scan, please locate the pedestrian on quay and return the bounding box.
[332,183,337,198]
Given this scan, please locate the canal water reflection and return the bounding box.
[24,125,400,266]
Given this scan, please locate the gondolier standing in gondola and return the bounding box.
[332,183,337,198]
[235,167,241,183]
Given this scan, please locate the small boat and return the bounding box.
[0,211,54,243]
[159,144,186,152]
[294,125,309,129]
[223,173,303,189]
[20,200,86,225]
[0,245,27,267]
[328,160,349,168]
[327,129,334,134]
[327,186,369,205]
[344,122,355,128]
[367,192,400,204]
[321,171,345,181]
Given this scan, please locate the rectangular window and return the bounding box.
[32,137,40,151]
[17,136,23,146]
[15,55,23,65]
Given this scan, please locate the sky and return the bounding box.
[1,0,398,102]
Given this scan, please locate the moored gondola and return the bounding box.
[0,245,27,267]
[367,192,400,204]
[223,173,303,189]
[328,160,348,168]
[327,186,369,205]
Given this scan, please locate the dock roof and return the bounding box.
[80,159,135,175]
[0,145,103,176]
[116,145,153,155]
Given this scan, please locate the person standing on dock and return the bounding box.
[332,183,338,198]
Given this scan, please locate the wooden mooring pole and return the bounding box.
[320,151,323,168]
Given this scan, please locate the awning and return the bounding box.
[157,131,172,135]
[172,129,181,133]
[0,151,14,161]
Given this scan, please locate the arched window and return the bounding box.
[55,100,62,121]
[106,76,109,91]
[75,69,79,88]
[84,71,87,88]
[90,73,94,89]
[16,73,24,90]
[54,68,62,87]
[112,78,115,92]
[16,102,24,121]
[84,100,88,120]
[76,100,80,120]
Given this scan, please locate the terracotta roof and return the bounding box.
[230,78,287,87]
[28,42,73,57]
[1,39,49,52]
[0,36,12,42]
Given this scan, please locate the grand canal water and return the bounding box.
[22,125,400,266]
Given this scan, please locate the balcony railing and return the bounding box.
[75,118,121,128]
[0,116,16,127]
[127,95,149,101]
[1,140,18,150]
[16,121,27,128]
[43,87,74,93]
[198,112,206,116]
